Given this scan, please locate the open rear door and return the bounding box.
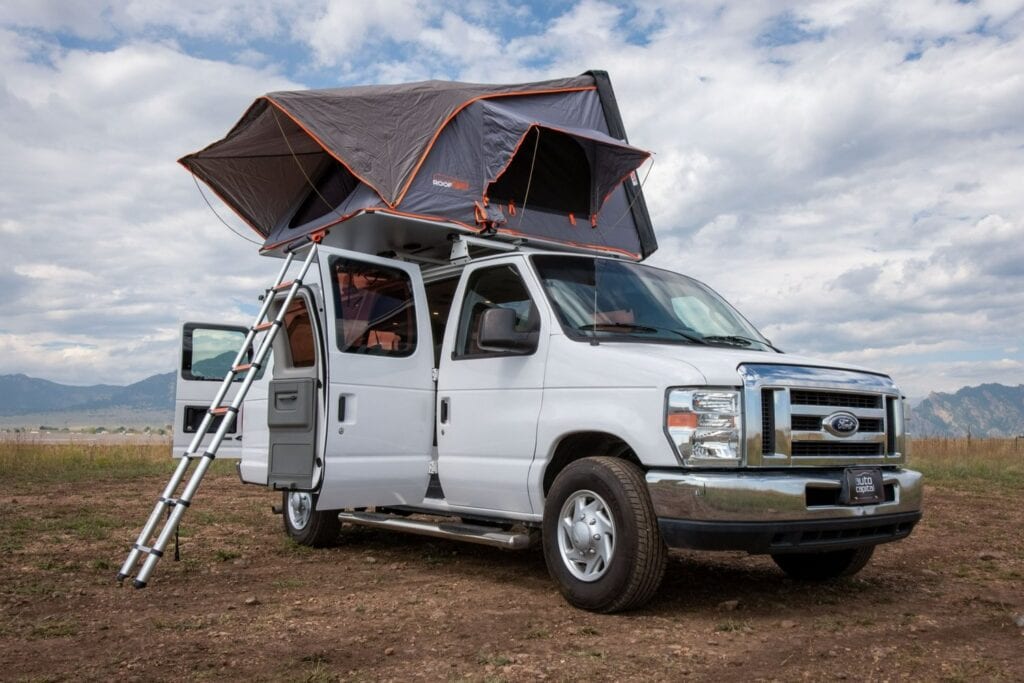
[266,289,324,491]
[173,323,250,460]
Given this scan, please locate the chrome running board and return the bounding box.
[337,511,536,550]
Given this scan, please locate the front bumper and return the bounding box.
[646,468,923,553]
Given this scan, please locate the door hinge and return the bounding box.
[431,368,439,383]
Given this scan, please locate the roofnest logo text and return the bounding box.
[432,174,469,191]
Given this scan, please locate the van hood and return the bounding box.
[584,342,887,387]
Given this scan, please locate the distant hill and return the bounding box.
[2,372,1022,437]
[0,373,175,417]
[913,383,1024,437]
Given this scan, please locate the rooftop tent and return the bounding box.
[180,71,658,260]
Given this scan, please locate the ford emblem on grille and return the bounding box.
[823,411,859,437]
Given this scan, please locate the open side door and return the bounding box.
[314,248,434,511]
[267,289,324,491]
[173,323,250,460]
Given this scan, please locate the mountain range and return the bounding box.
[0,373,174,418]
[912,383,1024,438]
[0,373,1021,437]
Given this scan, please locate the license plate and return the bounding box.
[841,467,884,505]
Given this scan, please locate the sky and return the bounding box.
[0,0,1021,400]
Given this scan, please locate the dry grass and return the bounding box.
[910,437,1024,490]
[0,441,234,489]
[2,437,1019,492]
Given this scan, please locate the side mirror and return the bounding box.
[478,308,537,353]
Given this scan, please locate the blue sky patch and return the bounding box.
[756,12,826,49]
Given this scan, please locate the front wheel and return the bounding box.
[282,491,340,547]
[771,546,875,581]
[542,457,667,613]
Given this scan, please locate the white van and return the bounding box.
[175,232,922,613]
[127,72,924,611]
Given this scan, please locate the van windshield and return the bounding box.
[531,255,774,351]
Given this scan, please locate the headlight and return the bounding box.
[666,388,743,466]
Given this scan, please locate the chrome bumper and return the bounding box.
[646,468,923,553]
[646,468,922,523]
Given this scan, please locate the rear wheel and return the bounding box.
[542,457,666,613]
[771,546,875,580]
[283,491,340,547]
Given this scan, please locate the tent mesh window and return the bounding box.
[289,159,359,229]
[487,128,590,216]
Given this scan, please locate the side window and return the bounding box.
[282,300,315,368]
[181,324,249,381]
[455,265,539,358]
[330,258,417,357]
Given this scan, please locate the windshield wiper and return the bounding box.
[702,334,780,352]
[577,323,707,345]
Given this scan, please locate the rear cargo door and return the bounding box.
[313,248,434,510]
[173,323,250,460]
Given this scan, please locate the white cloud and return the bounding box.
[0,0,1022,399]
[0,0,298,42]
[294,0,430,67]
[0,38,298,384]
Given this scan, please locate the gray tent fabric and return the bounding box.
[181,71,658,259]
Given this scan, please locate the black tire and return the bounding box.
[542,457,667,613]
[771,545,875,581]
[282,491,340,547]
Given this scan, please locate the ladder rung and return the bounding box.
[232,363,253,373]
[253,321,275,332]
[209,406,237,416]
[273,279,296,291]
[159,496,190,508]
[183,451,216,461]
[133,543,163,558]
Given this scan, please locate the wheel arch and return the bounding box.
[541,431,642,496]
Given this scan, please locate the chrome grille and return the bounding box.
[761,390,775,455]
[790,390,882,409]
[740,364,907,467]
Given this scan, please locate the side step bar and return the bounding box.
[337,511,537,550]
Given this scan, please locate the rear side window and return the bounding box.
[330,258,417,357]
[181,324,249,381]
[282,299,316,368]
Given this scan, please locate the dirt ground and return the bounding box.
[1,469,1022,682]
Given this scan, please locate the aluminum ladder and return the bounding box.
[117,241,319,588]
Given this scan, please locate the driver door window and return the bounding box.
[455,265,539,358]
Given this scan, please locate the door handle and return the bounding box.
[439,398,450,424]
[278,394,297,402]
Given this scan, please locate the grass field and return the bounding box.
[1,438,1022,681]
[0,440,234,487]
[3,436,1019,488]
[910,437,1024,490]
